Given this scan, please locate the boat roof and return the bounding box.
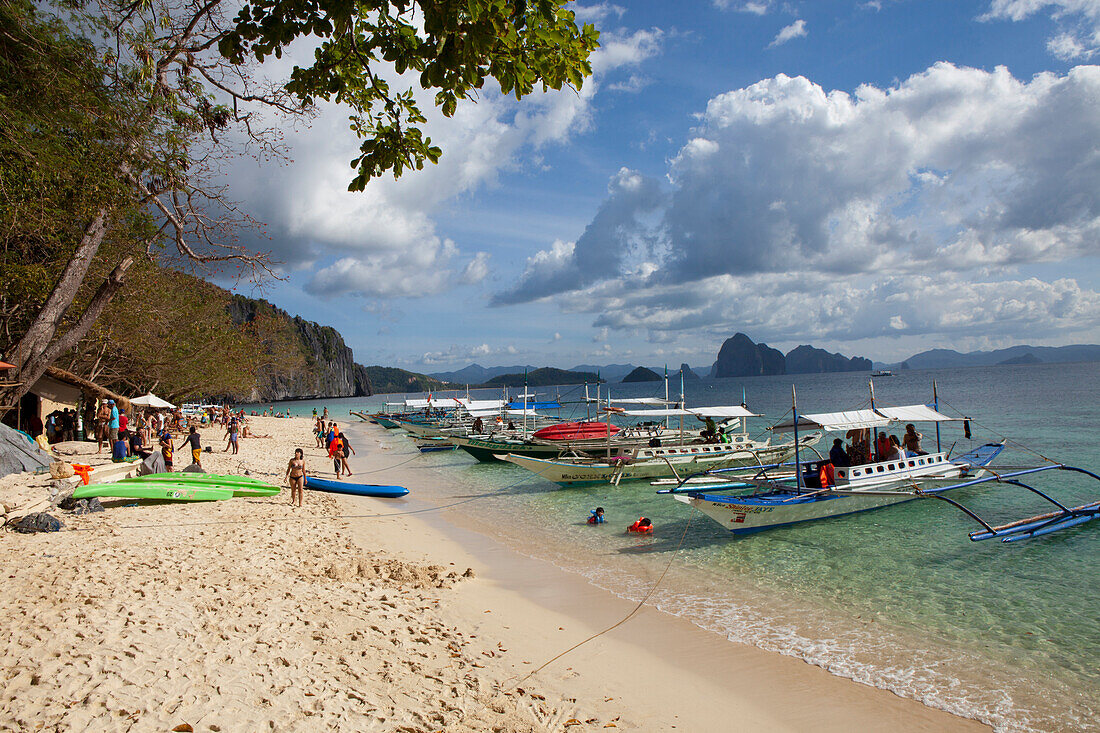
[770,404,957,433]
[610,397,673,405]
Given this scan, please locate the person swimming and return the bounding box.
[628,517,653,534]
[587,507,606,524]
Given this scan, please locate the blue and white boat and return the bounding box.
[662,381,1100,541]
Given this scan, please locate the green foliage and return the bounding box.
[220,0,600,189]
[0,0,148,351]
[363,365,449,394]
[72,264,262,401]
[484,367,597,387]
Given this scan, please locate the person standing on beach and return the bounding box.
[95,400,111,452]
[331,437,345,479]
[108,400,120,445]
[322,407,329,420]
[160,431,175,471]
[224,417,239,454]
[183,426,202,466]
[285,448,306,507]
[338,433,355,477]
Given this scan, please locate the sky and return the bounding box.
[216,0,1100,372]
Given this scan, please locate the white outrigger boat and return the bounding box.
[499,404,820,486]
[662,382,1100,542]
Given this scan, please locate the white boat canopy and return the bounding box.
[462,399,507,411]
[129,393,176,409]
[690,405,759,419]
[770,404,956,433]
[877,405,958,423]
[609,397,673,405]
[404,397,470,408]
[617,408,697,417]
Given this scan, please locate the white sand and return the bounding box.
[0,416,990,731]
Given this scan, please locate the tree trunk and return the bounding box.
[0,257,132,415]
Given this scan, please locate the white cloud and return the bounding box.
[461,252,491,285]
[769,19,807,47]
[714,1,771,13]
[494,63,1100,348]
[574,3,626,23]
[420,343,520,366]
[983,1,1100,59]
[225,24,663,301]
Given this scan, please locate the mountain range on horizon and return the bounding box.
[426,343,1100,385]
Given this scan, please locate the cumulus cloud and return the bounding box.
[769,19,808,47]
[223,21,663,301]
[714,1,771,13]
[983,0,1100,59]
[420,343,519,366]
[574,3,626,23]
[494,63,1100,347]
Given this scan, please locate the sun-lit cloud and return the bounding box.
[223,19,664,302]
[494,63,1100,348]
[983,0,1100,59]
[769,19,808,47]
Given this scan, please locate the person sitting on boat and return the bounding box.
[875,432,891,462]
[628,517,653,534]
[507,420,516,431]
[884,434,905,461]
[903,424,927,455]
[473,417,484,434]
[587,507,606,525]
[829,438,849,467]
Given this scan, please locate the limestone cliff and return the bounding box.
[785,345,871,374]
[714,333,786,378]
[227,296,373,401]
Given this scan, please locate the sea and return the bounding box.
[249,362,1099,732]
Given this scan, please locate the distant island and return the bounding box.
[883,344,1100,370]
[621,366,661,383]
[709,333,871,378]
[483,367,599,388]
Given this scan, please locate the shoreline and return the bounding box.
[344,420,990,732]
[0,416,990,731]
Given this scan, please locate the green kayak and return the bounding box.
[117,473,281,497]
[72,483,234,501]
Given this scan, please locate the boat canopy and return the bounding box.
[770,404,957,433]
[609,397,673,405]
[877,405,957,423]
[404,397,470,408]
[691,405,759,419]
[464,399,507,411]
[618,408,696,417]
[506,400,561,410]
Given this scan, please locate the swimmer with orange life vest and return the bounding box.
[628,517,653,534]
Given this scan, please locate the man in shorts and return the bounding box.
[183,426,202,466]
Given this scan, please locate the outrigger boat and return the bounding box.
[500,404,820,486]
[662,382,1100,541]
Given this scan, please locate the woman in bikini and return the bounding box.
[285,448,306,507]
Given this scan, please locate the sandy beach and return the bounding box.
[0,416,991,731]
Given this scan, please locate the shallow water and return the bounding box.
[254,362,1100,732]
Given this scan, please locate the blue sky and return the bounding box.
[220,0,1100,372]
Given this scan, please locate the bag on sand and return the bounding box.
[10,512,62,533]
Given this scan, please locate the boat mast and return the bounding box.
[869,378,878,457]
[664,365,670,430]
[584,381,590,422]
[606,386,612,458]
[933,379,942,453]
[679,368,685,441]
[792,384,802,489]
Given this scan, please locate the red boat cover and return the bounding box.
[532,421,621,441]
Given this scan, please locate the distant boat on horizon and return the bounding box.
[871,369,895,377]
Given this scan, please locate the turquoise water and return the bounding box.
[253,362,1099,732]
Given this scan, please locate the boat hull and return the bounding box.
[501,442,801,486]
[675,445,1003,534]
[449,435,566,463]
[305,476,409,498]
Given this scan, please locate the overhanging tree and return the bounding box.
[0,0,599,413]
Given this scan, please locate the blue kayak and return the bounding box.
[305,476,409,498]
